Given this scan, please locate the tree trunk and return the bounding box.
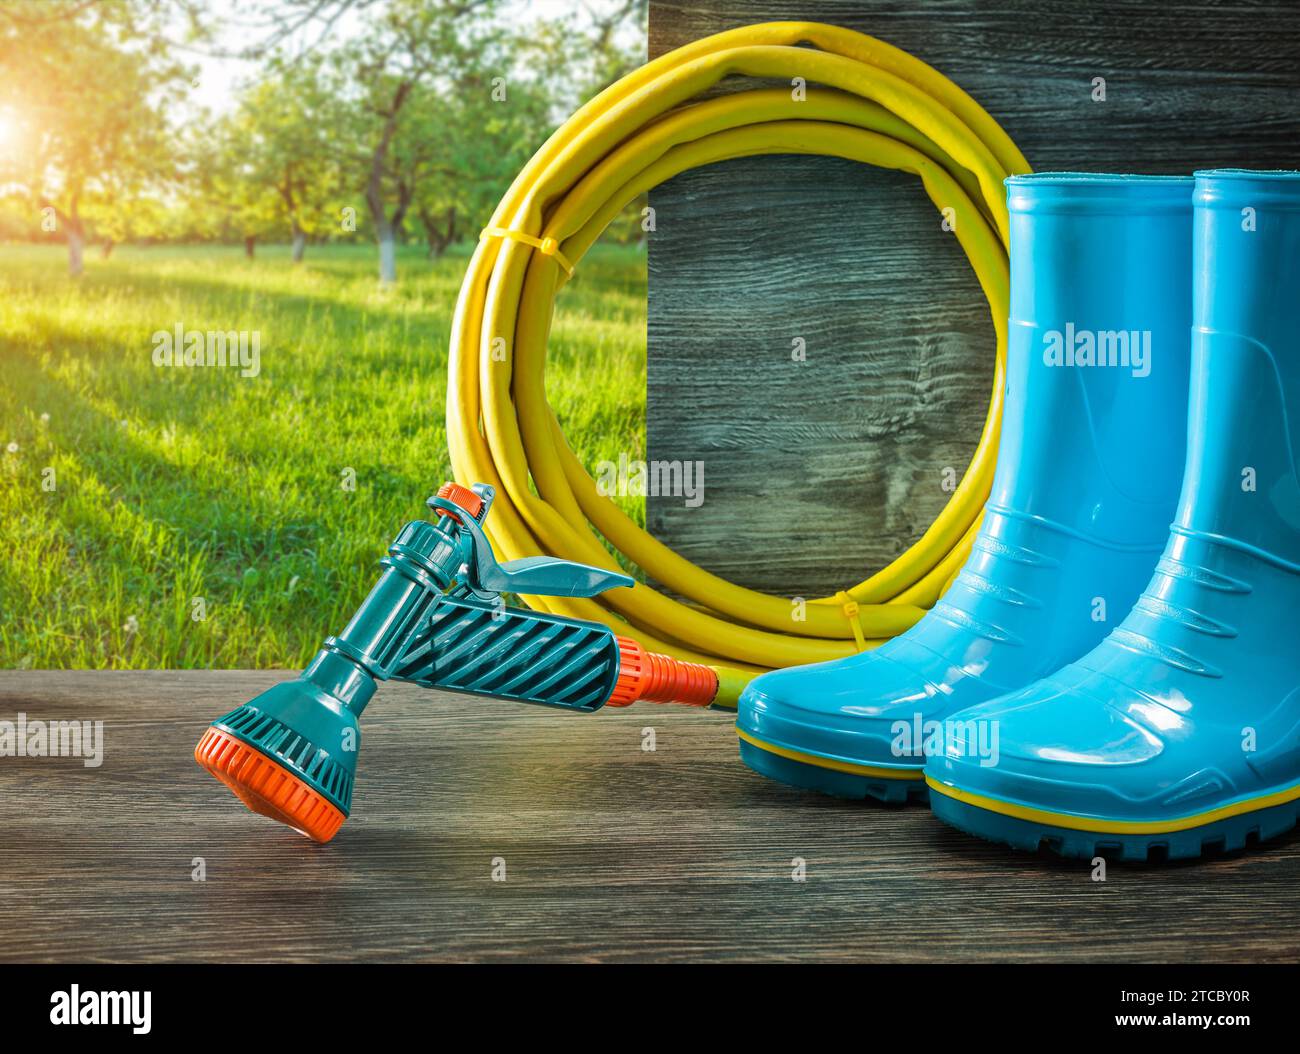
[281,170,307,264]
[244,236,256,259]
[67,226,84,277]
[365,82,413,288]
[422,205,457,258]
[101,239,115,260]
[53,192,86,277]
[377,220,397,285]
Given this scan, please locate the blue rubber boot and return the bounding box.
[927,170,1300,860]
[738,174,1193,802]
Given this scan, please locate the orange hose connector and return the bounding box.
[607,635,719,707]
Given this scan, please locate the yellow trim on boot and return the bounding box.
[737,728,925,780]
[925,775,1300,834]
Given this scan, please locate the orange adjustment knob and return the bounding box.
[607,635,719,707]
[434,481,484,522]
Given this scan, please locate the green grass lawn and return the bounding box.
[0,241,647,668]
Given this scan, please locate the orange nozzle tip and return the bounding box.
[195,726,346,843]
[435,481,484,521]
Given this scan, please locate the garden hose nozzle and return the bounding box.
[194,482,719,842]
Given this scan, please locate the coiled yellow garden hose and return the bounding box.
[446,21,1031,707]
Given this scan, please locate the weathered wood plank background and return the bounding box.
[3,670,1299,962]
[646,0,1300,596]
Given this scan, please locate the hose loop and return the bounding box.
[447,21,1031,706]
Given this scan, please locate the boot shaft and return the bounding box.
[1179,170,1300,567]
[907,175,1196,687]
[998,174,1192,544]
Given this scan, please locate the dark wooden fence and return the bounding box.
[645,0,1300,596]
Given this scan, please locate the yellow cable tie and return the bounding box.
[480,226,576,278]
[835,590,868,652]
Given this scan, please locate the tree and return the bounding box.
[229,57,345,262]
[0,1,189,275]
[189,113,284,257]
[406,58,553,258]
[328,0,501,284]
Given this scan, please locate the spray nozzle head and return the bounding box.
[195,658,366,843]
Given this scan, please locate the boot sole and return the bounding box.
[927,776,1300,862]
[737,730,927,803]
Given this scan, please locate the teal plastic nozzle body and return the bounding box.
[195,481,717,841]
